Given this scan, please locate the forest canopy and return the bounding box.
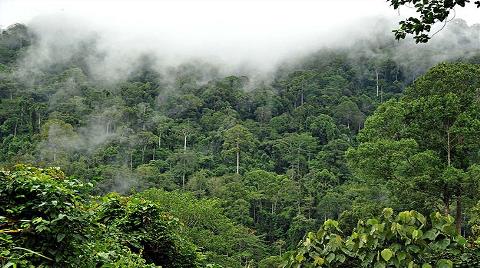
[1,20,480,267]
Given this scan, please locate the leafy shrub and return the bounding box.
[0,164,93,266]
[284,208,476,268]
[97,193,202,268]
[0,165,200,267]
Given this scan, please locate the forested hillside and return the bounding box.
[1,21,480,267]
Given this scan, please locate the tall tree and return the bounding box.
[39,119,77,163]
[273,133,317,178]
[223,124,256,174]
[347,63,480,233]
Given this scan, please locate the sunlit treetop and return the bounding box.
[388,0,480,43]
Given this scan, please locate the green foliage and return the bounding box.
[223,124,257,174]
[273,132,317,178]
[285,208,473,267]
[388,0,480,43]
[0,24,30,64]
[0,165,201,267]
[2,23,480,267]
[97,193,201,267]
[0,164,92,266]
[347,63,480,233]
[137,188,267,267]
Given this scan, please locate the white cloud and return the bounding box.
[2,0,479,76]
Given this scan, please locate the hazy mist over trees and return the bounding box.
[2,1,480,267]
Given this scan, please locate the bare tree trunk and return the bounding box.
[255,201,261,224]
[184,134,187,151]
[183,134,187,186]
[297,146,300,175]
[456,194,462,234]
[14,120,17,137]
[447,130,451,166]
[236,141,240,174]
[444,196,450,216]
[375,69,379,97]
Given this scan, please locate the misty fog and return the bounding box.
[1,0,478,83]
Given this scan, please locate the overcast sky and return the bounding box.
[1,0,479,74]
[2,0,480,28]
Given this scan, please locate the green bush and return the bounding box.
[97,193,202,267]
[284,208,476,268]
[0,165,201,267]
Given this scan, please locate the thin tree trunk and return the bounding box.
[375,69,379,97]
[183,133,188,186]
[456,194,462,234]
[444,196,450,216]
[236,141,240,174]
[447,130,451,166]
[184,134,187,151]
[258,201,262,224]
[297,145,301,175]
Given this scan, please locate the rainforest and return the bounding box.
[2,1,480,267]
